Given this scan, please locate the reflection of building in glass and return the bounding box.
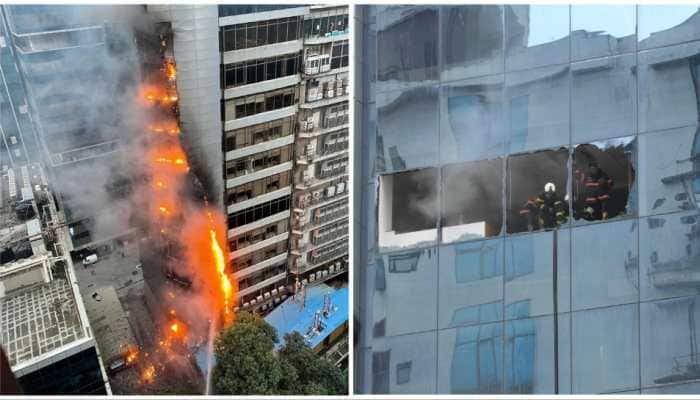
[355,4,700,395]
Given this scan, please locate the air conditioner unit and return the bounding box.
[257,295,264,302]
[305,144,315,155]
[322,270,328,277]
[279,285,286,293]
[302,279,308,285]
[271,288,278,296]
[337,182,345,194]
[309,274,316,282]
[326,186,336,197]
[250,299,257,305]
[243,302,250,308]
[264,292,271,299]
[329,265,335,273]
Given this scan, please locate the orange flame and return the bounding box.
[210,228,233,325]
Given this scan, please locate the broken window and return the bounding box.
[506,148,569,234]
[378,168,439,250]
[572,136,637,223]
[441,159,503,243]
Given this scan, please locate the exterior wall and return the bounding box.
[357,4,700,395]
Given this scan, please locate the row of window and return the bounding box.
[234,241,288,272]
[303,13,348,38]
[228,195,291,228]
[238,263,287,292]
[224,86,298,120]
[225,116,295,152]
[379,138,637,249]
[221,16,302,52]
[226,171,291,206]
[229,219,288,252]
[223,52,301,89]
[225,145,292,179]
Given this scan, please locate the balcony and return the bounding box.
[309,245,348,267]
[237,270,287,297]
[232,252,287,280]
[230,232,289,260]
[300,94,349,110]
[295,183,348,212]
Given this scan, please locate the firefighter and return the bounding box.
[535,182,568,229]
[580,162,613,221]
[519,197,539,232]
[520,182,568,230]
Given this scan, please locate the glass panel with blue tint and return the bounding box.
[571,218,639,311]
[373,248,438,336]
[641,295,700,388]
[437,322,504,394]
[438,239,504,329]
[440,74,505,164]
[571,54,637,142]
[506,149,570,234]
[505,5,570,72]
[441,159,504,243]
[571,303,640,393]
[643,382,700,394]
[371,330,437,394]
[638,41,700,134]
[376,6,438,92]
[505,316,555,394]
[441,5,504,81]
[571,5,636,61]
[505,231,572,318]
[505,64,570,153]
[376,86,439,173]
[638,6,700,50]
[640,211,700,302]
[638,126,698,217]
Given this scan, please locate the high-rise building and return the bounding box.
[146,4,349,315]
[0,5,145,246]
[355,4,700,395]
[0,163,110,394]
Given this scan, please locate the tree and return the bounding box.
[212,312,347,395]
[211,312,282,395]
[278,332,347,395]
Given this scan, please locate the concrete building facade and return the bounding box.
[146,5,349,315]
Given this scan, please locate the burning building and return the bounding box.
[144,4,350,317]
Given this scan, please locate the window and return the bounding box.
[378,168,439,250]
[449,323,503,394]
[372,351,391,394]
[388,252,420,273]
[330,41,349,69]
[454,241,502,283]
[442,159,504,243]
[225,86,298,120]
[572,137,636,223]
[506,149,569,234]
[228,195,291,228]
[396,362,412,385]
[221,16,302,51]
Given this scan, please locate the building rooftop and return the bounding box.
[265,283,348,350]
[82,285,136,369]
[0,271,86,369]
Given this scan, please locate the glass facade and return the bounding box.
[356,5,700,394]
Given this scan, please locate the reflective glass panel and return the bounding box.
[505,64,570,153]
[505,316,555,394]
[505,5,570,72]
[438,322,504,394]
[571,5,636,61]
[571,218,639,311]
[438,239,504,329]
[370,331,437,394]
[571,303,640,393]
[571,54,637,142]
[372,248,438,336]
[442,5,504,81]
[639,6,700,50]
[376,86,439,173]
[440,75,505,164]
